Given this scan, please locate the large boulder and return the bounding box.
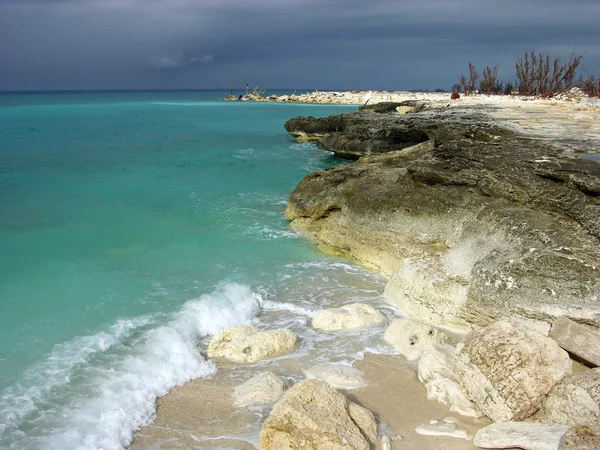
[383,318,449,360]
[234,372,287,407]
[258,379,376,450]
[312,303,385,331]
[417,343,481,417]
[207,325,297,363]
[538,368,600,427]
[455,320,572,422]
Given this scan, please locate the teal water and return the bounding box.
[0,91,385,448]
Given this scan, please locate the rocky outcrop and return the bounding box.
[538,368,600,427]
[285,106,600,332]
[473,422,569,450]
[284,106,512,159]
[234,372,287,407]
[312,303,385,331]
[207,325,297,363]
[383,318,449,360]
[455,320,571,422]
[258,379,376,450]
[418,344,481,417]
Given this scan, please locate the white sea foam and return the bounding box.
[259,299,315,317]
[0,283,261,450]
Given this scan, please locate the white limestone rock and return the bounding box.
[415,421,472,440]
[418,344,481,417]
[234,372,287,407]
[207,325,297,363]
[258,379,376,450]
[473,422,569,450]
[312,303,385,331]
[538,368,600,427]
[383,318,449,360]
[455,320,572,422]
[304,364,366,389]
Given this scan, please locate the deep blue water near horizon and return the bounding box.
[0,90,358,448]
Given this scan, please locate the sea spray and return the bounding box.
[0,283,260,450]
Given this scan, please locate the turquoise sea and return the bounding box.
[0,91,390,449]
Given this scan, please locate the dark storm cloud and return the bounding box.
[0,0,598,90]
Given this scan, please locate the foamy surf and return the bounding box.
[0,283,261,450]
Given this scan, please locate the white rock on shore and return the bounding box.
[207,325,297,363]
[304,364,366,389]
[418,344,481,417]
[383,318,449,361]
[234,372,287,407]
[312,303,386,331]
[258,379,376,450]
[455,320,572,422]
[473,421,570,450]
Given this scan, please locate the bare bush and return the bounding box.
[578,75,600,98]
[516,51,582,97]
[480,65,500,95]
[458,62,480,96]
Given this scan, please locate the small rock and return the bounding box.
[383,318,449,360]
[549,317,600,367]
[208,325,297,363]
[312,303,385,331]
[304,364,366,389]
[473,421,569,450]
[415,421,472,440]
[538,368,600,427]
[380,435,392,450]
[234,372,287,407]
[444,417,459,424]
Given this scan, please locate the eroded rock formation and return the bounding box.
[284,104,600,332]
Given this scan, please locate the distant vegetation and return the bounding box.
[454,51,599,98]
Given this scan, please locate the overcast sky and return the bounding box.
[1,0,599,91]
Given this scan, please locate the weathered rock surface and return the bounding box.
[284,106,513,159]
[383,318,449,360]
[234,372,287,407]
[285,106,600,331]
[312,303,386,331]
[538,368,600,427]
[418,344,481,417]
[258,379,376,450]
[304,364,366,389]
[560,425,600,450]
[549,317,600,367]
[207,325,297,363]
[455,320,572,422]
[473,422,569,450]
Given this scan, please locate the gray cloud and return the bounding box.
[0,0,598,90]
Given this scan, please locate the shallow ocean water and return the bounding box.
[0,91,393,449]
